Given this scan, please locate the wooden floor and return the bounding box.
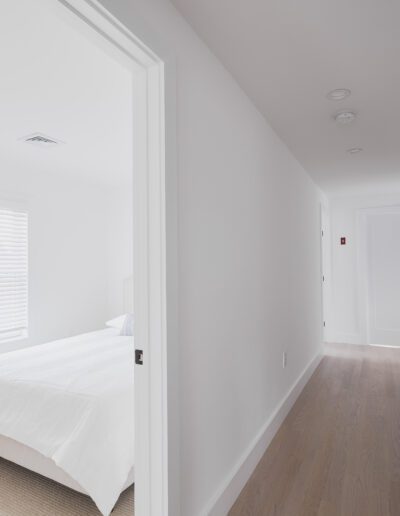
[229,343,400,516]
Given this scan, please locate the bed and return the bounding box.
[0,326,134,516]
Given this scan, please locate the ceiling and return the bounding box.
[0,1,132,187]
[171,0,400,196]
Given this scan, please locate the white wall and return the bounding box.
[96,1,325,514]
[328,193,400,345]
[0,165,132,352]
[106,187,134,318]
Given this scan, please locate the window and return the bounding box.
[0,207,28,343]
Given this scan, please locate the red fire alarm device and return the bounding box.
[341,237,346,245]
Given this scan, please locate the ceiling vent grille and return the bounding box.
[21,133,64,148]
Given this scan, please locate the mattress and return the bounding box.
[0,328,135,515]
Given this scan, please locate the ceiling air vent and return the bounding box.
[21,133,64,148]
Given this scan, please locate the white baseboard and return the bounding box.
[203,351,323,516]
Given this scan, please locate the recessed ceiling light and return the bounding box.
[334,111,357,125]
[347,147,363,154]
[326,88,351,101]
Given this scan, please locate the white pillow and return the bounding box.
[106,314,129,330]
[120,313,134,336]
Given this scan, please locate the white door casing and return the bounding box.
[320,204,331,341]
[41,0,179,514]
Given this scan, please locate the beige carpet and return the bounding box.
[0,458,134,515]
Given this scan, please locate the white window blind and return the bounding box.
[0,207,28,343]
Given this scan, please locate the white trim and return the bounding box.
[163,59,181,516]
[319,204,325,336]
[45,0,158,69]
[203,352,323,516]
[46,1,174,514]
[320,203,330,340]
[357,209,371,345]
[366,342,400,349]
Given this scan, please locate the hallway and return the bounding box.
[229,344,400,516]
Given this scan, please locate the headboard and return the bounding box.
[123,275,134,313]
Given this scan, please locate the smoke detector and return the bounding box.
[347,147,363,154]
[334,111,357,125]
[21,133,64,148]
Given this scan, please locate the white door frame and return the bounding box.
[320,203,331,342]
[356,209,371,344]
[45,1,179,514]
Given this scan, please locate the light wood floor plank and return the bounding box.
[229,343,400,516]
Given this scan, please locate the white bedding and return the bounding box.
[0,328,134,515]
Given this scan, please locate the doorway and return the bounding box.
[362,206,400,347]
[41,1,170,514]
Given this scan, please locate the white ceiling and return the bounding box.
[0,1,132,187]
[171,0,400,196]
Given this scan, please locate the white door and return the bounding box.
[366,207,400,346]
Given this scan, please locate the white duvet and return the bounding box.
[0,328,134,515]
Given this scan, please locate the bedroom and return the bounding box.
[0,1,136,514]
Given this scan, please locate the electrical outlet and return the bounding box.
[282,351,287,369]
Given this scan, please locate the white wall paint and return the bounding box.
[106,187,134,318]
[95,1,325,514]
[328,193,400,345]
[0,166,132,353]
